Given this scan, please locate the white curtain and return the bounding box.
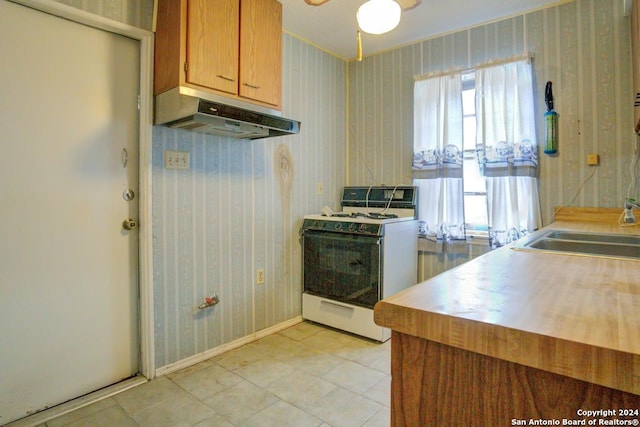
[475,59,542,247]
[413,72,465,240]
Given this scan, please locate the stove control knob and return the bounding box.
[348,223,356,231]
[358,224,367,232]
[334,222,342,230]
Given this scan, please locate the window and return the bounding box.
[413,57,541,247]
[461,71,488,234]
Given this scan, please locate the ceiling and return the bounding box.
[279,0,563,60]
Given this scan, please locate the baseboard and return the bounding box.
[5,376,148,427]
[155,316,304,377]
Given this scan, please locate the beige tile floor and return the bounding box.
[39,321,391,427]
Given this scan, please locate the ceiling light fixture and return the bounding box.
[357,0,402,35]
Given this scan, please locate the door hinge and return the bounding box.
[184,62,188,73]
[137,94,141,110]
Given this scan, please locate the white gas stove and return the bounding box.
[300,186,418,341]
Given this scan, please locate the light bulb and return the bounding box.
[357,0,401,35]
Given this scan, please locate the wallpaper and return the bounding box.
[348,0,635,280]
[52,0,154,30]
[151,37,347,367]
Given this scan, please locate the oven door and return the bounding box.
[302,229,382,309]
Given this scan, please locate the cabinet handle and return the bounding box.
[216,74,236,82]
[242,82,261,89]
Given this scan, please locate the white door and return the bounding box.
[0,1,140,423]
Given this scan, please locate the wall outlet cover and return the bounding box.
[587,153,599,166]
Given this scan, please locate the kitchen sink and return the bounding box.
[541,230,640,245]
[512,230,640,260]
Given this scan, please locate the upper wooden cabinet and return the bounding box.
[238,0,282,106]
[154,0,282,109]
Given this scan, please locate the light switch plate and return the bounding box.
[165,150,190,169]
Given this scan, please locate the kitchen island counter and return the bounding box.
[374,207,640,425]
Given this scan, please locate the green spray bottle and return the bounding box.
[544,81,558,154]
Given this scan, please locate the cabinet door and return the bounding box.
[186,0,239,95]
[239,0,282,107]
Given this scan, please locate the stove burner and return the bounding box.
[331,212,398,219]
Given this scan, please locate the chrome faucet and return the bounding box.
[623,198,640,223]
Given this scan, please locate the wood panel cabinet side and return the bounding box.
[154,0,183,95]
[239,0,282,107]
[390,332,640,426]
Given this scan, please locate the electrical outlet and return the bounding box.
[587,153,599,166]
[164,150,190,169]
[316,182,324,195]
[256,269,265,285]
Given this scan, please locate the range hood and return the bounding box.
[155,87,300,140]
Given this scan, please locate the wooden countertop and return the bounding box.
[374,207,640,395]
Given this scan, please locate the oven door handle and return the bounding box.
[320,299,355,312]
[301,229,382,243]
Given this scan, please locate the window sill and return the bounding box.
[418,234,489,254]
[466,233,489,246]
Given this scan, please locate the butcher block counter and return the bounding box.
[374,207,640,426]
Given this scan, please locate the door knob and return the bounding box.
[122,218,138,231]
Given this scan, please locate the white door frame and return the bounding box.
[7,0,156,380]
